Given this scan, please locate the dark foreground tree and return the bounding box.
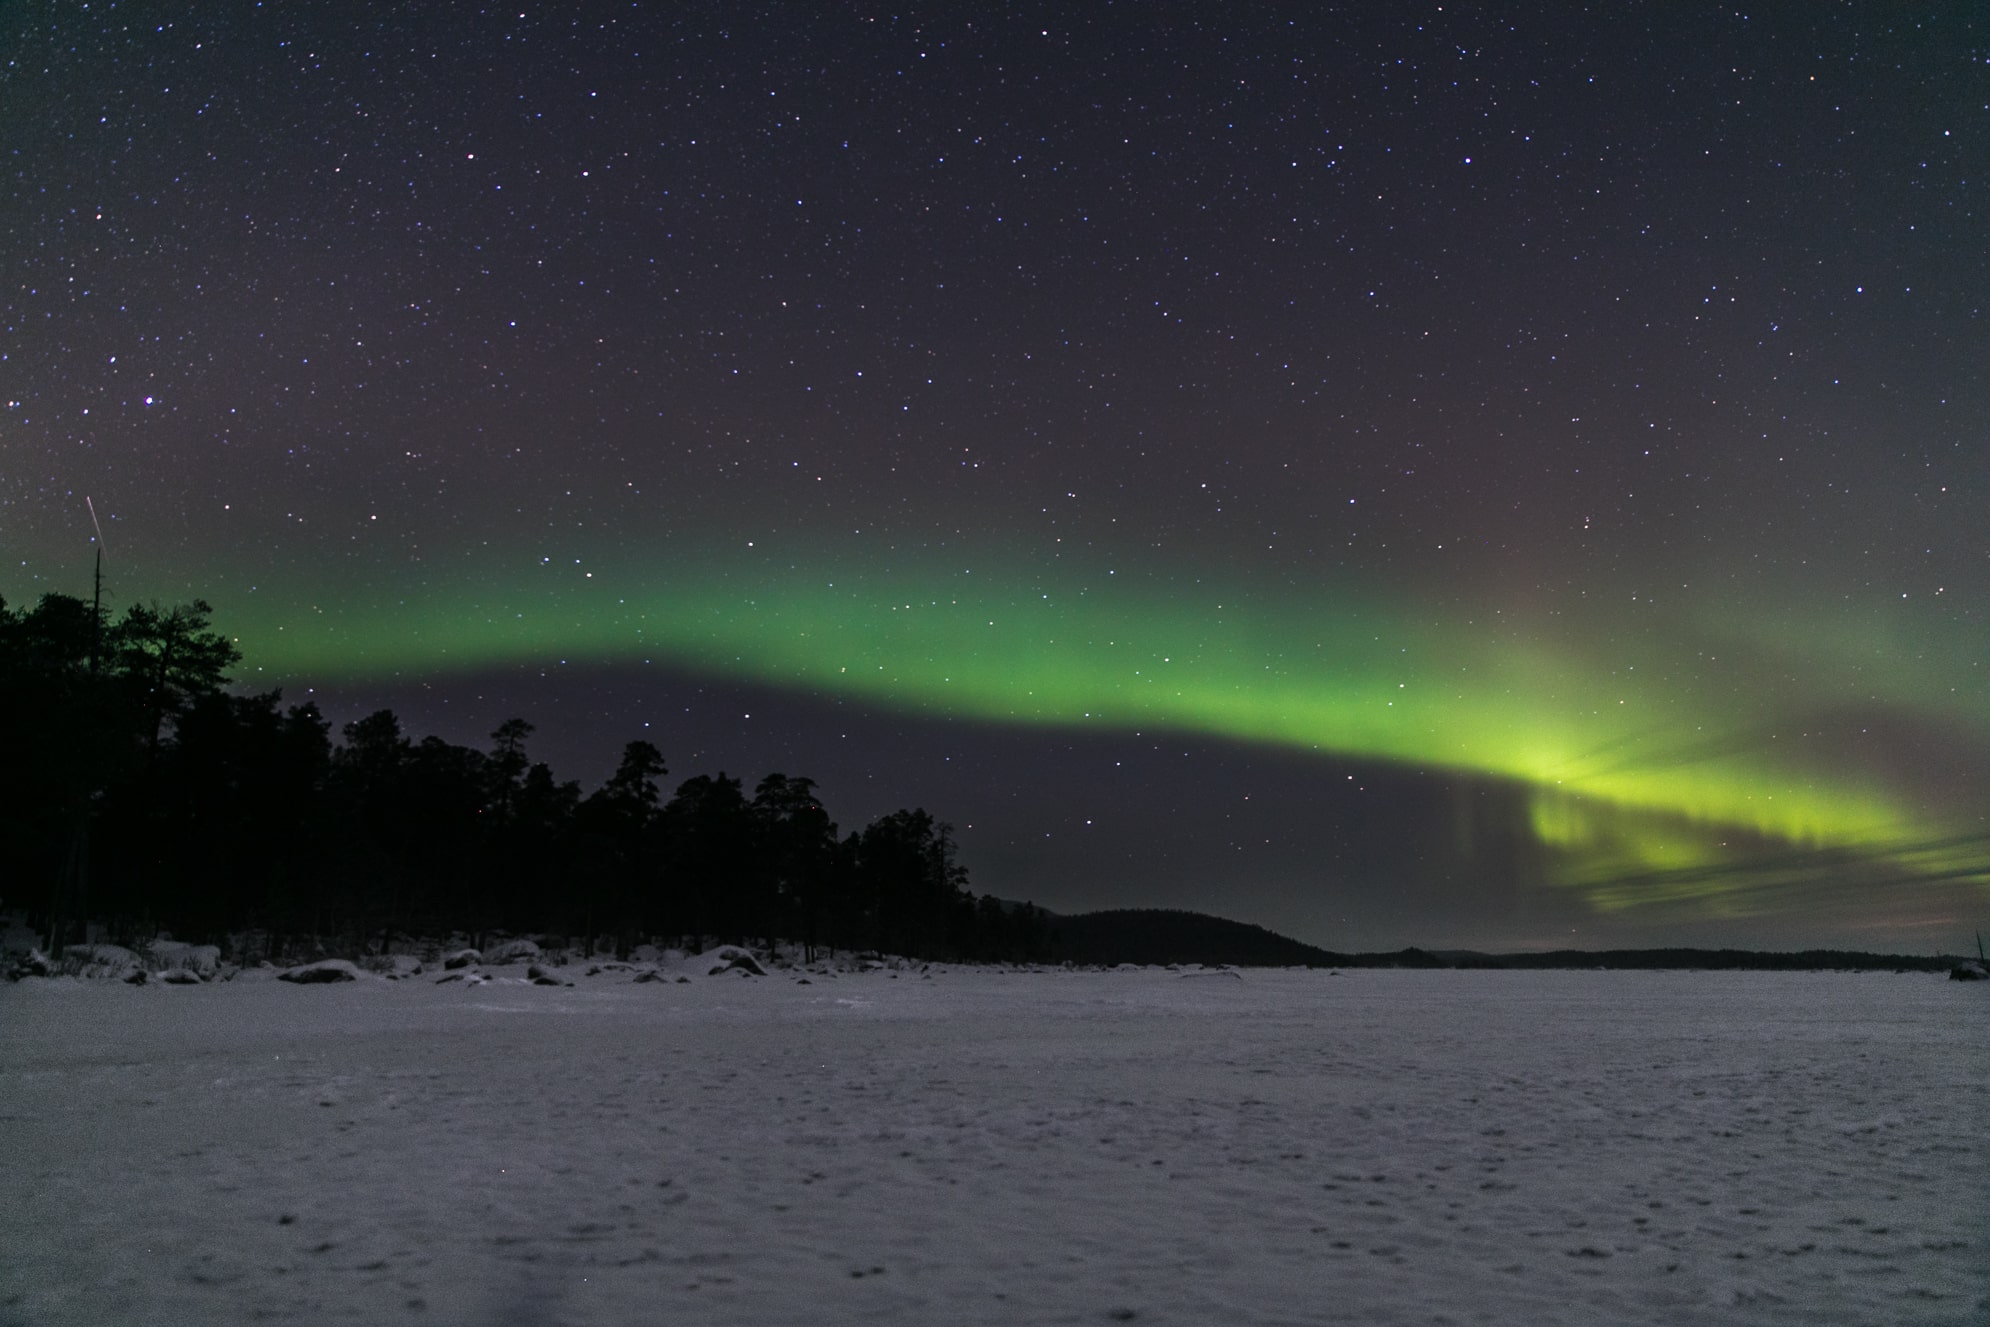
[752,774,837,958]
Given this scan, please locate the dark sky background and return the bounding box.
[5,4,1986,951]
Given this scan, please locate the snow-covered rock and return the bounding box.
[1949,960,1987,981]
[443,948,482,970]
[526,963,572,987]
[364,953,424,979]
[484,939,541,965]
[157,966,206,985]
[698,944,767,977]
[279,959,363,984]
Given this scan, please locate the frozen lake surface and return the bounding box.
[2,966,1985,1325]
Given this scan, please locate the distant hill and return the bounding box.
[1046,908,1346,968]
[1467,948,1958,973]
[1036,910,1964,972]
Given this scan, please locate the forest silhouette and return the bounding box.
[0,589,1053,962]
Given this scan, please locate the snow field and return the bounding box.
[1,967,1984,1325]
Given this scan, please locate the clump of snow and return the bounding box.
[1949,959,1987,981]
[156,967,205,985]
[278,959,363,984]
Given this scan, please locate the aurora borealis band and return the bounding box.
[4,6,1986,949]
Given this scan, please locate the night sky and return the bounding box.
[5,5,1986,952]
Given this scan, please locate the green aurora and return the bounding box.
[219,540,1990,915]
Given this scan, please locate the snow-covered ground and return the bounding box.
[2,965,1984,1325]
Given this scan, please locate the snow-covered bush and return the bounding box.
[63,943,142,980]
[9,948,56,979]
[149,941,222,978]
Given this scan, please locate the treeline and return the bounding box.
[0,589,1053,962]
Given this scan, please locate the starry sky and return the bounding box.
[5,4,1986,952]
